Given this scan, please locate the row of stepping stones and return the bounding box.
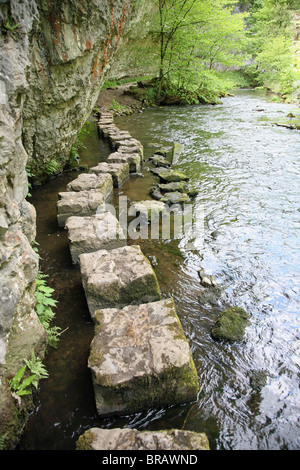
[56,110,209,451]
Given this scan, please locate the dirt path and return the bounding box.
[96,82,142,111]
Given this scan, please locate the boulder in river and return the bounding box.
[160,191,190,206]
[87,298,200,417]
[158,169,190,183]
[79,245,161,317]
[77,427,209,450]
[211,306,250,342]
[198,270,217,288]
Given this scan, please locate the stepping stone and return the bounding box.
[107,151,141,173]
[118,143,143,160]
[160,191,190,206]
[130,199,168,221]
[158,169,190,183]
[79,245,161,316]
[66,173,113,200]
[77,427,210,451]
[87,298,200,417]
[65,213,126,264]
[97,124,119,139]
[89,162,129,187]
[57,190,105,227]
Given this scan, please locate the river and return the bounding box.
[19,89,300,450]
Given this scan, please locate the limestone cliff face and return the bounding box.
[0,0,136,448]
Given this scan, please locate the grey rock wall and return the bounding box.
[0,0,136,448]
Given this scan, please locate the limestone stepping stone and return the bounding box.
[87,298,200,417]
[65,213,126,264]
[130,199,168,221]
[57,190,105,228]
[158,169,190,183]
[79,245,161,316]
[77,427,210,451]
[89,162,129,187]
[66,173,113,200]
[107,151,141,173]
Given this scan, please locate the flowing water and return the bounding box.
[19,89,300,450]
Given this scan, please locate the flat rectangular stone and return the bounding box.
[88,298,200,417]
[77,428,210,451]
[66,173,113,201]
[107,152,141,173]
[57,190,105,227]
[65,213,126,264]
[79,245,161,316]
[117,143,143,160]
[89,162,129,187]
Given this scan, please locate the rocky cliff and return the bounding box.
[0,0,136,448]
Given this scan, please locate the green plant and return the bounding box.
[9,365,36,397]
[108,98,128,113]
[44,159,60,176]
[0,433,8,450]
[35,272,61,348]
[1,16,20,40]
[25,164,34,198]
[24,353,49,389]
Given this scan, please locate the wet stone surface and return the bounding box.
[88,298,200,417]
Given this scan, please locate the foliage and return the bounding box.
[24,352,49,389]
[244,0,300,99]
[134,0,249,103]
[9,365,36,397]
[1,16,20,40]
[35,272,61,348]
[44,159,60,176]
[108,98,128,113]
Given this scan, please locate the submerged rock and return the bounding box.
[77,427,209,450]
[87,298,199,417]
[211,306,250,342]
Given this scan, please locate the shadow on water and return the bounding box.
[19,90,300,450]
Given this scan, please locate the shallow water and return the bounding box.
[19,90,300,450]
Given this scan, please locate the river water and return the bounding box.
[19,89,300,450]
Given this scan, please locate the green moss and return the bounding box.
[76,429,94,450]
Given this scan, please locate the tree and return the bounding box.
[151,0,248,102]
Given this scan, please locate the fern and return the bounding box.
[24,353,49,389]
[35,272,61,348]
